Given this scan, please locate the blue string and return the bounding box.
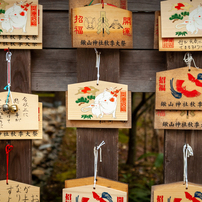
[4,85,10,104]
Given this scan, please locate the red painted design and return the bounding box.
[162,39,174,48]
[173,198,182,202]
[74,15,83,23]
[81,87,91,94]
[20,11,25,16]
[157,195,163,202]
[159,76,166,91]
[30,5,37,26]
[81,197,90,202]
[74,26,83,34]
[120,91,126,112]
[65,194,72,202]
[188,73,202,87]
[176,80,201,97]
[117,197,124,202]
[123,28,131,36]
[120,0,126,9]
[175,3,185,10]
[156,111,165,116]
[122,17,131,25]
[38,107,40,121]
[185,192,200,202]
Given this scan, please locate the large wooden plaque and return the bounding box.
[64,176,128,202]
[66,91,131,128]
[152,182,202,202]
[156,67,202,110]
[0,91,38,130]
[0,0,38,35]
[161,0,202,38]
[0,180,40,202]
[71,4,133,49]
[0,102,42,139]
[158,16,202,51]
[68,80,128,121]
[0,5,42,43]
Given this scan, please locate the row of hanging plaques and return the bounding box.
[158,0,202,51]
[0,0,42,49]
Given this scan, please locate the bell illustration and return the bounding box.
[9,104,18,113]
[2,104,10,113]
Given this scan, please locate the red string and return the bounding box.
[101,0,104,8]
[5,144,13,184]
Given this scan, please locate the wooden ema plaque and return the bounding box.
[161,0,202,38]
[0,0,38,35]
[0,180,40,202]
[64,176,128,202]
[66,91,131,128]
[0,91,38,130]
[152,182,202,202]
[68,80,128,121]
[0,102,42,139]
[0,5,42,43]
[158,16,202,51]
[71,4,133,49]
[155,67,202,130]
[156,67,202,110]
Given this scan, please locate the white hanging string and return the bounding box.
[94,48,101,85]
[4,51,13,104]
[94,140,105,189]
[183,144,193,189]
[183,52,199,71]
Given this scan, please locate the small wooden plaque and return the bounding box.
[154,109,202,130]
[0,102,42,139]
[0,91,38,130]
[0,180,40,202]
[72,4,133,49]
[0,5,42,43]
[159,16,202,51]
[156,67,202,110]
[64,176,128,202]
[0,0,38,35]
[152,182,202,202]
[68,80,128,121]
[161,0,202,38]
[66,91,131,128]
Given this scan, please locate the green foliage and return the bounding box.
[169,12,189,21]
[0,9,5,14]
[81,114,93,119]
[75,97,89,104]
[87,95,95,100]
[175,31,187,36]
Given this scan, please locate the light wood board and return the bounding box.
[153,182,202,202]
[0,180,40,202]
[66,91,131,128]
[72,4,133,49]
[68,80,128,121]
[0,102,42,139]
[0,42,42,49]
[64,177,128,202]
[161,0,202,38]
[0,0,38,35]
[159,16,202,51]
[156,67,202,110]
[0,5,42,43]
[155,109,202,130]
[0,91,38,130]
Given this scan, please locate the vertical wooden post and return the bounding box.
[76,49,119,181]
[164,52,202,184]
[0,50,32,184]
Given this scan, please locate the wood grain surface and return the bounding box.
[164,52,202,184]
[76,49,119,181]
[0,50,32,184]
